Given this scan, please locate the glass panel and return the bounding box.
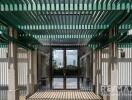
[52,78,64,89]
[80,55,93,91]
[66,50,78,89]
[66,78,77,89]
[52,49,64,89]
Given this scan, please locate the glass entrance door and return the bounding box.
[52,49,79,89]
[66,50,78,89]
[52,49,64,89]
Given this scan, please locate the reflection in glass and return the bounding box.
[66,50,78,89]
[53,78,64,89]
[52,49,64,89]
[66,78,77,89]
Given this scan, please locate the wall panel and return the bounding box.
[101,47,132,100]
[0,48,28,100]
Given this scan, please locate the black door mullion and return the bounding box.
[63,48,67,89]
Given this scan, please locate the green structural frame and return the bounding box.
[0,3,132,11]
[0,1,132,49]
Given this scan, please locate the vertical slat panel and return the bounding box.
[0,47,28,100]
[0,48,8,100]
[117,46,132,100]
[18,48,28,96]
[101,48,109,86]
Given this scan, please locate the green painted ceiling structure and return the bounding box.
[0,0,132,49]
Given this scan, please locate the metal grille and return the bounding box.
[0,47,28,100]
[101,46,132,100]
[0,48,8,100]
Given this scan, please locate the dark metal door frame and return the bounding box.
[63,48,66,89]
[51,48,80,90]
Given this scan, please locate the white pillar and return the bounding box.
[27,50,35,96]
[8,28,19,100]
[107,28,118,100]
[98,50,102,95]
[95,50,99,94]
[93,52,96,90]
[95,50,102,95]
[32,50,38,90]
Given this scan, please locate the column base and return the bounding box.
[8,89,19,100]
[26,83,35,96]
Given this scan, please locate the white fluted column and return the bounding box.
[95,50,99,94]
[8,28,19,100]
[27,50,35,96]
[107,28,118,100]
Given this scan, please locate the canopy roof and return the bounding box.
[0,0,132,49]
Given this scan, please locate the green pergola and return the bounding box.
[0,0,132,49]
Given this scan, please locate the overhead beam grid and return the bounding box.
[0,0,132,48]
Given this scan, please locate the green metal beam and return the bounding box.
[16,24,132,30]
[118,43,132,48]
[95,11,131,49]
[17,24,109,30]
[0,13,41,50]
[0,24,6,30]
[34,44,98,48]
[119,24,132,29]
[96,32,128,50]
[28,34,93,39]
[0,30,35,50]
[0,42,98,48]
[0,3,132,11]
[89,10,131,47]
[0,43,7,48]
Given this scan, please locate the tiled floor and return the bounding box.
[28,90,102,100]
[19,96,26,100]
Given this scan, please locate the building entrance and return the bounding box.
[52,49,79,89]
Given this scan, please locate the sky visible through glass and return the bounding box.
[53,49,77,67]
